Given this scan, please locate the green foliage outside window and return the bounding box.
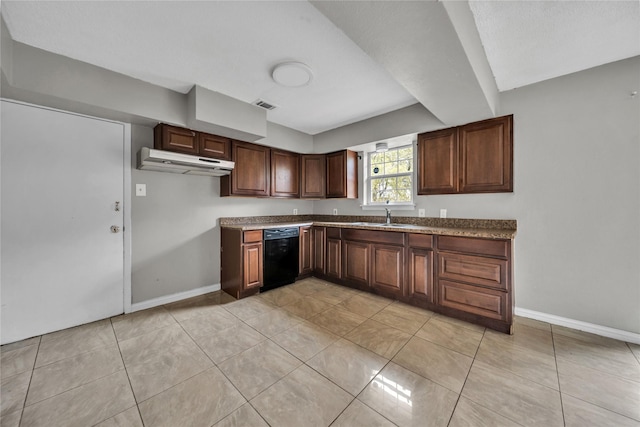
[368,146,413,204]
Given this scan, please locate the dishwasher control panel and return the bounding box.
[263,228,300,240]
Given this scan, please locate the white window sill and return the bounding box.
[360,204,416,211]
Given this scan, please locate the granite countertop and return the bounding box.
[220,215,516,240]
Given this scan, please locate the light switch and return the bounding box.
[136,184,146,197]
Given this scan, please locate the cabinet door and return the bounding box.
[301,154,326,199]
[243,242,263,290]
[198,133,231,160]
[299,226,313,277]
[313,227,326,275]
[408,247,434,303]
[154,124,198,155]
[326,238,342,279]
[326,150,358,199]
[459,115,512,193]
[343,240,370,287]
[417,128,458,195]
[371,244,404,297]
[271,149,300,198]
[224,141,270,197]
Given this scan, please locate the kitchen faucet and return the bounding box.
[385,207,391,224]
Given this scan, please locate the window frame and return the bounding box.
[362,144,415,209]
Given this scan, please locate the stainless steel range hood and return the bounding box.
[137,147,234,176]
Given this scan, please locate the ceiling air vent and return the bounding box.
[253,99,277,111]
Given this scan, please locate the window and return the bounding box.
[364,145,414,207]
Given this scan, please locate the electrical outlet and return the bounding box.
[333,208,338,216]
[293,208,298,215]
[136,184,146,197]
[440,209,447,218]
[418,209,425,217]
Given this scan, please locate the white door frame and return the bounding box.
[1,98,133,315]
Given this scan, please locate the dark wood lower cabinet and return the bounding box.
[370,244,404,298]
[324,230,512,333]
[221,229,263,299]
[243,243,263,290]
[299,226,313,278]
[343,240,370,289]
[407,247,434,303]
[312,227,326,275]
[326,227,342,280]
[222,225,513,333]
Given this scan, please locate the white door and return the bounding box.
[1,100,126,344]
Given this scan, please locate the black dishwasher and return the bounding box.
[262,228,299,292]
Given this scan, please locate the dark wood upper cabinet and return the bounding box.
[220,141,270,197]
[326,150,358,199]
[154,123,230,159]
[417,128,458,195]
[417,115,513,195]
[154,124,198,155]
[198,133,231,160]
[301,154,326,199]
[270,149,300,198]
[459,115,512,193]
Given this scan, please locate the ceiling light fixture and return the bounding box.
[375,142,389,152]
[272,62,313,87]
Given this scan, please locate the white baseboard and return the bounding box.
[131,284,222,312]
[515,307,640,345]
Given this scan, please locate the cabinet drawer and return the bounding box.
[326,227,341,239]
[243,230,263,243]
[438,235,509,258]
[438,252,507,290]
[438,280,507,320]
[408,233,433,249]
[342,228,404,246]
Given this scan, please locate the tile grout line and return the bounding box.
[164,300,264,424]
[109,317,147,427]
[444,327,487,427]
[553,326,640,423]
[550,326,568,427]
[16,337,42,427]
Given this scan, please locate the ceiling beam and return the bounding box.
[311,0,498,126]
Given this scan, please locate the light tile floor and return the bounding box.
[1,277,639,427]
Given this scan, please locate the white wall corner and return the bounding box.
[515,307,640,345]
[131,283,222,312]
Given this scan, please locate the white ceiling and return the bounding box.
[469,0,640,91]
[2,1,638,135]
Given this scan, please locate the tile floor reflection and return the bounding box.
[1,277,639,427]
